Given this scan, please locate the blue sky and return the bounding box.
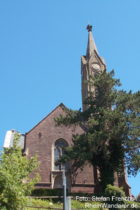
[0,0,140,196]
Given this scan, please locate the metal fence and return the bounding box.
[26,207,63,209]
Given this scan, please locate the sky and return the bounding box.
[0,0,140,196]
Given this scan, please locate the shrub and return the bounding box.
[31,188,63,196]
[104,184,125,209]
[0,134,39,210]
[105,184,125,199]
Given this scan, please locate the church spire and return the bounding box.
[86,25,98,58]
[81,25,106,111]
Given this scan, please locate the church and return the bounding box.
[4,25,131,195]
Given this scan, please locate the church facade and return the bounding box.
[4,25,131,195]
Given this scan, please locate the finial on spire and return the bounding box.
[87,24,92,32]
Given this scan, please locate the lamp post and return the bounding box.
[62,169,67,210]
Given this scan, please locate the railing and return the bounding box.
[28,196,63,199]
[26,207,63,209]
[26,207,85,210]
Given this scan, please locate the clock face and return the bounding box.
[92,63,100,70]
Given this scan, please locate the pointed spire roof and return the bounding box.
[86,25,98,58]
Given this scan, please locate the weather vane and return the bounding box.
[87,24,92,32]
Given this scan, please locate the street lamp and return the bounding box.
[62,169,67,210]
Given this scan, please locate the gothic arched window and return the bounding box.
[54,139,68,171]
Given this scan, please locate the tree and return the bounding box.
[56,70,140,192]
[0,133,39,210]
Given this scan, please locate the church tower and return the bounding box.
[81,25,106,111]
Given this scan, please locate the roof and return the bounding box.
[26,103,67,135]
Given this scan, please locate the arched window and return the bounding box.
[54,139,68,171]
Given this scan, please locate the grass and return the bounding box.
[25,198,62,209]
[25,198,107,210]
[25,198,140,210]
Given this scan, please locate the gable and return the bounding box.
[26,103,67,135]
[25,103,84,150]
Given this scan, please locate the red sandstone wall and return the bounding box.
[25,105,95,192]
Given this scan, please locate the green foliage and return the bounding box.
[0,133,39,210]
[104,185,125,210]
[25,197,140,210]
[71,200,103,210]
[56,70,140,192]
[105,184,125,200]
[104,185,140,209]
[26,198,63,210]
[31,188,63,196]
[32,189,94,198]
[26,198,104,210]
